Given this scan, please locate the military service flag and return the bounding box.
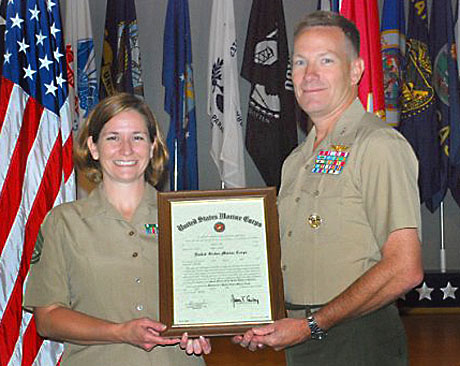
[163,0,199,190]
[428,0,460,210]
[65,0,99,133]
[341,0,385,118]
[399,0,439,212]
[99,0,144,98]
[208,0,246,188]
[380,0,405,127]
[241,0,297,189]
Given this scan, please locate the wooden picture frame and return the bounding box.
[157,187,285,337]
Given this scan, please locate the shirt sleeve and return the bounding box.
[23,209,71,311]
[357,128,422,249]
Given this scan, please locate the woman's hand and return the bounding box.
[34,305,181,351]
[118,318,181,351]
[179,333,212,355]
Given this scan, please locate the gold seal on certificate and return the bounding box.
[158,187,285,337]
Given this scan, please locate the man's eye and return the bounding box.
[293,59,305,66]
[322,58,333,64]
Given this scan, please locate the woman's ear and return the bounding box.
[150,139,157,159]
[87,136,99,160]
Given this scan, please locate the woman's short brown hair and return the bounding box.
[74,93,168,186]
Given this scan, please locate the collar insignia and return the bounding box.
[330,144,349,152]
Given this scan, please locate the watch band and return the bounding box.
[306,315,327,340]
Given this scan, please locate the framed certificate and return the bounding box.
[157,187,285,337]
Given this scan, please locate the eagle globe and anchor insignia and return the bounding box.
[213,222,226,233]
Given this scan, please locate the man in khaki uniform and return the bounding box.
[235,11,423,366]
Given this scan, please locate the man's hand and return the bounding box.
[232,318,310,351]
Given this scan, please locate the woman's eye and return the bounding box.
[105,135,118,141]
[133,135,146,141]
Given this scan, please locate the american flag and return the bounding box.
[0,0,75,365]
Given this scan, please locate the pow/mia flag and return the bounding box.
[399,0,440,212]
[241,0,297,189]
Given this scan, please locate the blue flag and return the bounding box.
[429,0,460,209]
[99,0,144,98]
[331,0,340,12]
[399,0,440,212]
[380,0,405,127]
[163,0,198,190]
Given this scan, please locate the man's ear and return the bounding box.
[350,57,365,85]
[87,136,99,160]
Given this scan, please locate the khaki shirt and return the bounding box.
[278,99,421,305]
[24,184,204,366]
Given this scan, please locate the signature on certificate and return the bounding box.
[231,294,260,308]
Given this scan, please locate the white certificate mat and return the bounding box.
[171,197,272,325]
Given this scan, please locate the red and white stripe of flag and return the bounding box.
[0,78,74,365]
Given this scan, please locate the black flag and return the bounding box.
[241,0,298,189]
[399,0,440,212]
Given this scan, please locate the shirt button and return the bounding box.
[136,304,144,311]
[135,277,141,284]
[295,197,300,203]
[128,230,135,236]
[132,252,138,258]
[287,231,292,237]
[308,214,322,229]
[312,190,320,197]
[282,265,287,271]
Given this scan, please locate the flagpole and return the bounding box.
[174,139,178,191]
[440,200,446,272]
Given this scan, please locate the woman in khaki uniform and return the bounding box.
[24,93,210,366]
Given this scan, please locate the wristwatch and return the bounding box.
[306,315,327,340]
